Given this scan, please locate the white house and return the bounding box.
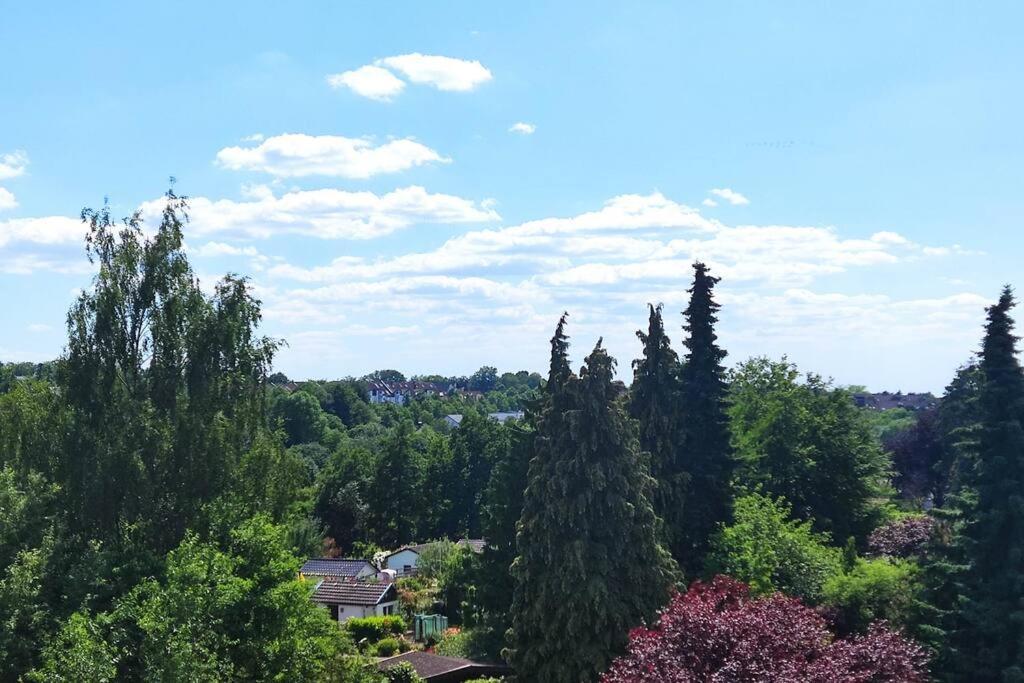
[312,579,399,624]
[383,539,486,576]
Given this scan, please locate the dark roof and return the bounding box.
[311,579,396,606]
[378,651,510,682]
[301,558,373,578]
[456,538,486,553]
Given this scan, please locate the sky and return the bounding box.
[1,2,1022,392]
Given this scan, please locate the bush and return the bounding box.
[867,516,936,559]
[374,637,400,657]
[706,493,842,601]
[344,615,406,643]
[600,576,929,682]
[822,557,920,634]
[433,628,490,660]
[383,661,424,683]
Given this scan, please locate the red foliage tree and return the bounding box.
[600,576,928,682]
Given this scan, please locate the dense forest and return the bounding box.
[2,192,1023,681]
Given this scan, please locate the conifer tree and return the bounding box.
[676,262,734,575]
[953,287,1024,681]
[508,318,677,683]
[630,304,688,562]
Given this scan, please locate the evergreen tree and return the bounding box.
[954,287,1024,681]
[630,303,688,563]
[369,421,419,549]
[508,317,677,683]
[676,262,734,575]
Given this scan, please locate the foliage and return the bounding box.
[952,287,1024,681]
[373,637,400,656]
[868,515,936,559]
[508,318,678,683]
[344,615,407,643]
[883,409,944,501]
[382,662,424,683]
[676,262,735,576]
[630,303,688,564]
[729,356,892,542]
[707,493,841,601]
[434,627,490,660]
[26,612,117,683]
[600,576,929,682]
[822,557,920,635]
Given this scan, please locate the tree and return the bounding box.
[885,409,944,502]
[601,576,928,682]
[508,317,677,683]
[449,410,506,537]
[676,262,734,575]
[469,366,499,392]
[369,422,420,549]
[630,304,687,562]
[61,191,278,552]
[729,357,891,542]
[706,493,841,602]
[953,287,1024,681]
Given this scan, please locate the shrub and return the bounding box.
[374,637,400,657]
[600,576,929,682]
[822,557,920,634]
[706,493,842,601]
[344,615,406,643]
[383,661,424,683]
[867,515,936,559]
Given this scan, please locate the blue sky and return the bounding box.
[1,2,1022,392]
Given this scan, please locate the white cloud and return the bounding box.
[140,185,499,241]
[702,198,718,208]
[215,133,448,179]
[709,188,750,206]
[509,122,536,135]
[0,151,29,180]
[376,54,492,92]
[192,241,263,258]
[242,133,265,142]
[327,65,406,101]
[0,215,86,248]
[27,323,52,333]
[0,187,16,211]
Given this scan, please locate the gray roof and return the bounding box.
[301,558,373,578]
[312,579,396,606]
[378,651,510,681]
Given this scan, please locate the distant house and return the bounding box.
[378,651,510,682]
[368,380,408,405]
[852,391,938,412]
[311,578,399,623]
[368,379,454,405]
[444,411,524,429]
[300,558,378,580]
[383,539,486,576]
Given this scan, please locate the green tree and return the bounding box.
[369,422,420,549]
[954,287,1024,681]
[676,262,734,575]
[508,317,677,683]
[822,557,920,635]
[706,492,841,601]
[61,191,278,552]
[729,357,891,542]
[630,304,687,563]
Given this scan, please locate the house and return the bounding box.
[444,411,525,429]
[383,539,486,576]
[300,558,378,580]
[368,379,454,405]
[368,379,408,405]
[377,651,510,682]
[852,391,938,412]
[311,578,399,623]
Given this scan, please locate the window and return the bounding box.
[383,604,394,616]
[403,565,412,574]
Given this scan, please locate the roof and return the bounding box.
[385,539,486,559]
[444,411,523,427]
[378,651,510,682]
[311,579,396,606]
[300,558,373,578]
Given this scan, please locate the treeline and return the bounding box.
[2,191,1023,682]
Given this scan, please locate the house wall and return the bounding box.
[384,549,420,574]
[327,599,399,623]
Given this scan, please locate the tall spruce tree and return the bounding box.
[508,317,677,683]
[953,287,1024,681]
[676,262,734,575]
[630,304,688,562]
